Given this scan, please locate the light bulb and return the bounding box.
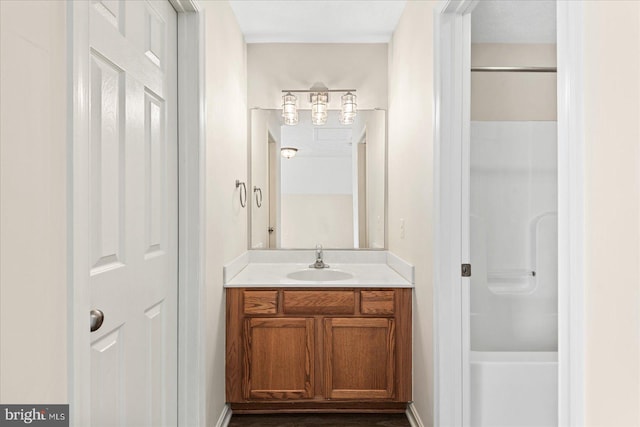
[311,92,328,126]
[282,92,298,125]
[340,92,357,124]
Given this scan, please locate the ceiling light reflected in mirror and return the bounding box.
[280,147,298,159]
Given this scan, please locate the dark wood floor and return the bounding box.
[228,413,411,427]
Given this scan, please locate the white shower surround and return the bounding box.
[470,121,558,352]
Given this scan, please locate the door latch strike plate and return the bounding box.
[461,264,471,277]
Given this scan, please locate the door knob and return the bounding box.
[90,309,104,332]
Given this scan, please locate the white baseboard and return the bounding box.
[215,404,232,427]
[406,402,425,427]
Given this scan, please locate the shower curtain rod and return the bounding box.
[471,66,557,73]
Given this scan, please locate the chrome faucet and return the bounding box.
[310,244,330,269]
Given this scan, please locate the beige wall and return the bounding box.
[247,43,388,110]
[471,43,556,121]
[0,0,67,403]
[583,2,640,426]
[201,1,248,423]
[388,1,437,424]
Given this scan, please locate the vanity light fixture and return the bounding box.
[280,147,298,159]
[281,83,357,126]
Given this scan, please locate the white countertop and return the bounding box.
[225,262,412,288]
[223,250,414,288]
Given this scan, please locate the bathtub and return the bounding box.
[470,351,558,427]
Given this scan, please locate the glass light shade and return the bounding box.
[311,92,329,125]
[282,93,298,125]
[339,92,357,125]
[280,147,298,159]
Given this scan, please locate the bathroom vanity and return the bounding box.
[224,251,413,413]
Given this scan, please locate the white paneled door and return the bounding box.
[87,1,177,426]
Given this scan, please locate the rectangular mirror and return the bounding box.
[250,109,386,249]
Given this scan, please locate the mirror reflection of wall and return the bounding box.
[250,109,385,249]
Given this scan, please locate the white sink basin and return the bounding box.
[287,269,354,282]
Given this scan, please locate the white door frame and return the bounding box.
[433,1,585,426]
[68,1,206,426]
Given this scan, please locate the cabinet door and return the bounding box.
[324,318,395,400]
[243,318,315,400]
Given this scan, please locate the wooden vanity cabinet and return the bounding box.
[226,288,412,413]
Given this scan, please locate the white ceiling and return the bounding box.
[471,0,556,44]
[229,0,407,43]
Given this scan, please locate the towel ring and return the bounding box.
[253,186,263,208]
[235,180,247,208]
